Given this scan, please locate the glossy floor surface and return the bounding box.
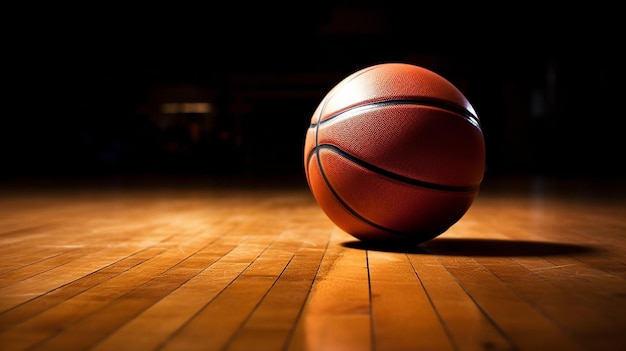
[0,175,625,351]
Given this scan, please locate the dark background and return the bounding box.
[3,2,625,184]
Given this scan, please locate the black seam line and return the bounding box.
[309,99,481,129]
[311,144,481,192]
[313,143,408,236]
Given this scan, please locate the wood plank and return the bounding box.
[157,227,300,351]
[367,249,455,351]
[286,229,371,351]
[0,249,94,288]
[0,245,163,333]
[514,255,626,326]
[0,209,238,350]
[406,254,513,351]
[0,225,198,314]
[92,197,329,351]
[0,177,624,351]
[434,255,588,351]
[29,241,243,351]
[224,246,327,351]
[478,255,625,351]
[223,223,331,351]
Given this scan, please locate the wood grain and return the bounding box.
[0,176,624,351]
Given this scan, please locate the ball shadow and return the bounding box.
[342,237,598,257]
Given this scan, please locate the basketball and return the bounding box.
[303,63,486,243]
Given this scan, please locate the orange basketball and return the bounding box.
[304,63,486,243]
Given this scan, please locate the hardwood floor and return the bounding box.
[0,175,624,351]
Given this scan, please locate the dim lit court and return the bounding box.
[3,3,625,351]
[0,175,625,351]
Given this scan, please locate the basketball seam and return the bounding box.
[310,147,413,237]
[306,64,480,240]
[310,99,480,130]
[311,83,413,237]
[310,144,481,192]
